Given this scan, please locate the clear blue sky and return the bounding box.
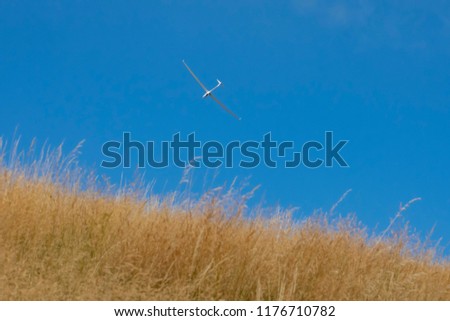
[1,1,449,249]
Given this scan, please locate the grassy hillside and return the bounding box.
[0,143,448,300]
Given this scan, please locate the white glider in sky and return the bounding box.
[182,60,241,120]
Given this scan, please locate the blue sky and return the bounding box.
[1,1,449,249]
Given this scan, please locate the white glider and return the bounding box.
[182,60,241,120]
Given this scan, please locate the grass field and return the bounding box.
[0,141,448,300]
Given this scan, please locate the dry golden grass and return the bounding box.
[0,141,449,300]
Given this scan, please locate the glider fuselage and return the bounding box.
[202,79,222,99]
